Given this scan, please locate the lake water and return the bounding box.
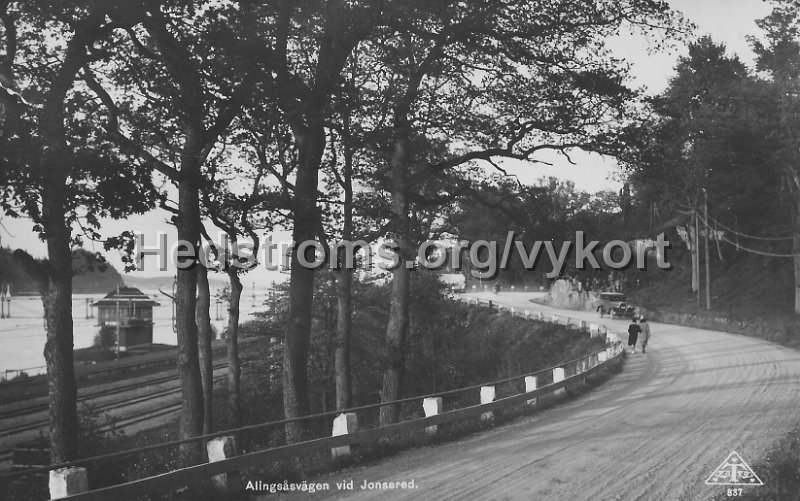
[0,290,271,376]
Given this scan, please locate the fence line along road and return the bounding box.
[47,300,624,501]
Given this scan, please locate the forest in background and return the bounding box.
[0,247,122,294]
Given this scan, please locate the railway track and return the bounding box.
[0,394,204,474]
[0,338,260,407]
[0,372,227,438]
[0,364,227,440]
[0,338,270,473]
[0,362,228,422]
[0,372,231,473]
[98,400,183,434]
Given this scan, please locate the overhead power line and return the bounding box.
[696,211,800,258]
[717,233,800,258]
[703,211,800,241]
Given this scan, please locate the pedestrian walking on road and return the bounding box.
[640,318,651,354]
[627,318,641,354]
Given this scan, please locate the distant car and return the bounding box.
[592,292,637,319]
[438,273,466,293]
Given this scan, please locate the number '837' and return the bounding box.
[726,488,743,497]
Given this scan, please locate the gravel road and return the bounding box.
[255,292,800,501]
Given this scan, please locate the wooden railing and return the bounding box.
[50,300,624,500]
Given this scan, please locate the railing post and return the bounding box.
[423,397,443,436]
[207,436,238,493]
[568,362,583,391]
[49,467,88,500]
[553,368,566,398]
[524,376,538,406]
[331,413,359,458]
[480,386,496,421]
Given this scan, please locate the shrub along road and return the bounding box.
[259,292,800,500]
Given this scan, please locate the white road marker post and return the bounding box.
[207,436,239,493]
[553,367,566,398]
[331,413,359,459]
[49,467,88,500]
[525,376,538,406]
[423,397,443,436]
[480,386,496,422]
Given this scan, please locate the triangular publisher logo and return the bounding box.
[705,451,763,486]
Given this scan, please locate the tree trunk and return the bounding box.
[691,222,699,294]
[335,267,353,410]
[282,120,325,443]
[175,171,204,465]
[794,195,800,315]
[335,121,354,411]
[42,206,78,463]
[226,266,243,427]
[379,126,411,426]
[35,17,104,464]
[196,264,214,435]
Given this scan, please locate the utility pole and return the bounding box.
[171,275,177,333]
[704,189,711,310]
[115,300,121,360]
[694,209,701,308]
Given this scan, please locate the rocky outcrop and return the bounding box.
[547,279,595,311]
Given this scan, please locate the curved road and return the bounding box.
[261,292,800,500]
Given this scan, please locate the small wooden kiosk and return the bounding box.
[92,285,160,351]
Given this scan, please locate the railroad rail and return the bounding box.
[0,367,228,438]
[0,362,228,423]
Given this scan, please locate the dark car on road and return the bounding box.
[592,292,637,319]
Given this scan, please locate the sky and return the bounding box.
[501,0,774,192]
[0,0,777,287]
